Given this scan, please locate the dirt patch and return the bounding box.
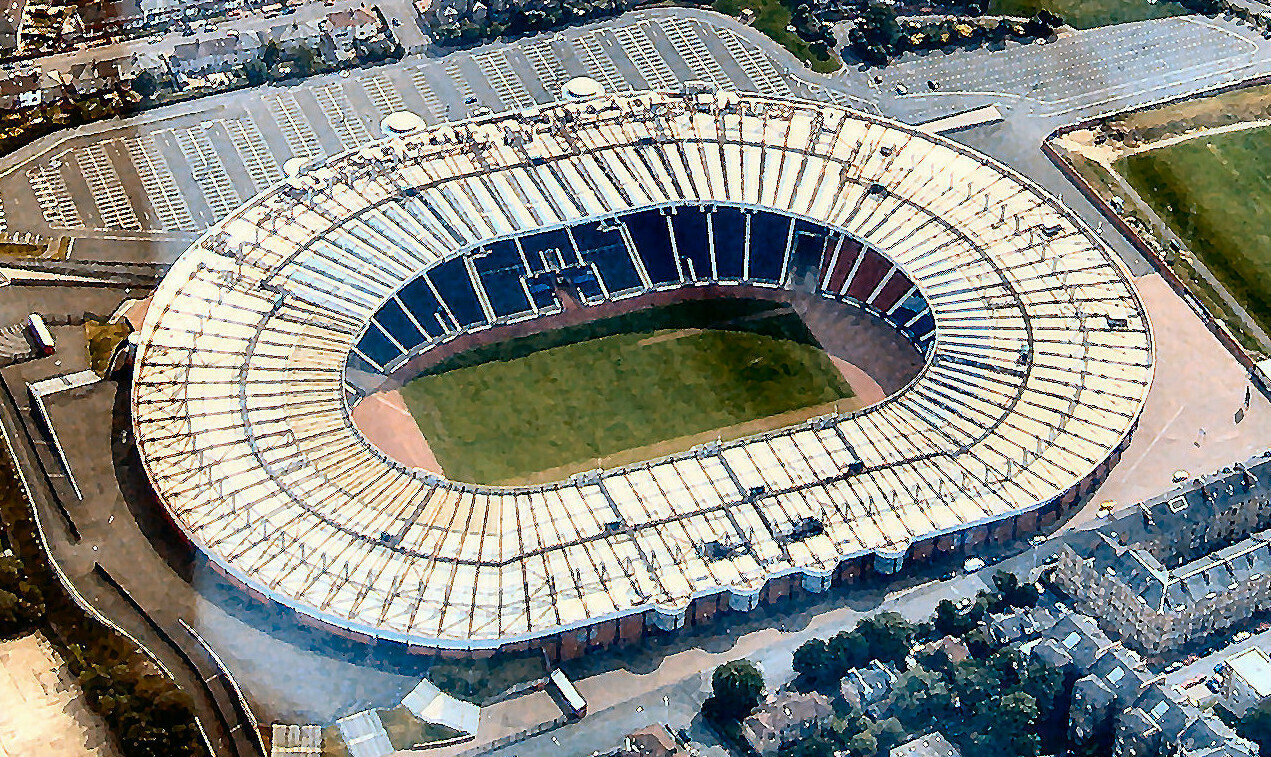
[0,632,121,757]
[831,356,886,406]
[350,389,444,475]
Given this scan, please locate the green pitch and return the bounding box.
[988,0,1180,28]
[1118,126,1271,332]
[400,329,854,484]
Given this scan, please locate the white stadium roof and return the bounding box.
[132,90,1153,649]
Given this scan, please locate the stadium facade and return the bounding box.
[131,89,1154,659]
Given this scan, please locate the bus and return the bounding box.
[26,314,54,356]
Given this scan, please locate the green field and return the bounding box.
[1118,126,1271,333]
[400,329,854,484]
[712,0,841,73]
[988,0,1182,28]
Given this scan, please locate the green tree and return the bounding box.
[793,637,835,687]
[843,729,878,757]
[871,717,906,753]
[828,629,870,672]
[244,59,269,86]
[131,71,160,99]
[1239,700,1271,756]
[705,659,764,721]
[781,735,835,757]
[857,612,914,665]
[932,599,978,638]
[992,570,1039,609]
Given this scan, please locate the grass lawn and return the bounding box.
[712,0,841,73]
[988,0,1182,28]
[400,329,853,484]
[1118,126,1271,333]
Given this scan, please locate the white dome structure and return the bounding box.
[381,110,425,136]
[561,76,604,101]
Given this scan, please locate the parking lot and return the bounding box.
[873,16,1270,123]
[0,9,818,249]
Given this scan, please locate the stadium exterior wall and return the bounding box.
[187,418,1135,662]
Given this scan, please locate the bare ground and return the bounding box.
[0,632,120,757]
[350,389,444,476]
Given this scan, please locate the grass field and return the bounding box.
[1118,126,1271,333]
[400,329,854,484]
[988,0,1182,28]
[712,0,841,73]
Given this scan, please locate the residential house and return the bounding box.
[739,691,833,756]
[889,732,961,757]
[325,6,379,47]
[1218,647,1271,717]
[1054,453,1271,653]
[171,33,262,75]
[840,660,898,715]
[986,606,1059,646]
[619,724,687,757]
[911,635,970,667]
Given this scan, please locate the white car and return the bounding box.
[963,557,986,574]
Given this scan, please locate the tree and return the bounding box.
[792,638,835,686]
[992,570,1039,609]
[843,729,878,757]
[828,629,870,672]
[870,717,906,753]
[973,690,1040,756]
[781,735,835,757]
[850,2,901,63]
[705,659,764,721]
[1239,700,1271,756]
[244,59,269,86]
[933,599,977,638]
[263,40,282,69]
[856,612,914,665]
[131,71,160,99]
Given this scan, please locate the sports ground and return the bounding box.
[398,326,856,485]
[1118,125,1271,333]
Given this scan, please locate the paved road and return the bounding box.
[464,546,1058,757]
[0,321,266,757]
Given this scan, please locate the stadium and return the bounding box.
[131,87,1154,659]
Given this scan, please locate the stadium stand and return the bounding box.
[131,90,1154,658]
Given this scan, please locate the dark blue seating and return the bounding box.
[375,297,425,349]
[399,276,444,337]
[473,242,533,319]
[789,220,830,283]
[623,209,679,285]
[356,323,401,370]
[519,229,575,273]
[428,257,485,328]
[748,212,791,284]
[670,207,711,283]
[573,220,642,294]
[567,267,604,302]
[712,206,746,280]
[905,312,936,342]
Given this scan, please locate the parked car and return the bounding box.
[963,557,986,574]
